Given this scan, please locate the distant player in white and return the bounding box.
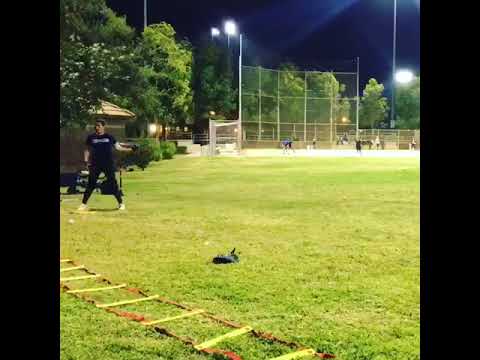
[411,137,417,150]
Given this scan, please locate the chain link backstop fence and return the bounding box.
[241,65,359,147]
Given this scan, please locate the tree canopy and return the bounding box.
[395,76,420,129]
[359,78,389,129]
[60,0,193,134]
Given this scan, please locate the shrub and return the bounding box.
[147,139,165,161]
[159,141,176,160]
[117,140,153,170]
[151,142,162,161]
[116,139,175,169]
[176,146,188,154]
[137,139,162,162]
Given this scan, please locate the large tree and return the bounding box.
[359,78,389,128]
[137,23,193,132]
[395,76,420,129]
[302,69,345,126]
[60,0,105,44]
[60,38,138,129]
[335,97,352,123]
[60,1,196,136]
[61,0,135,46]
[60,0,138,128]
[192,39,237,131]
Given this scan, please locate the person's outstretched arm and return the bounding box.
[114,142,136,152]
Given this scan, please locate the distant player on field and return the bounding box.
[355,138,362,155]
[411,137,417,150]
[282,138,293,155]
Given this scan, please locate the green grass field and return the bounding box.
[60,156,420,360]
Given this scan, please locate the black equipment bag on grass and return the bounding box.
[213,248,239,264]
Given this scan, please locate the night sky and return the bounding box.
[105,0,420,93]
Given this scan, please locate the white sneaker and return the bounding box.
[77,204,88,211]
[118,203,126,211]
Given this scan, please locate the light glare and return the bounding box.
[395,70,414,84]
[149,124,157,134]
[224,20,237,36]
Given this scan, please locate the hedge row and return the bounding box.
[117,140,179,170]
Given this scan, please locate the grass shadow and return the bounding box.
[89,208,119,212]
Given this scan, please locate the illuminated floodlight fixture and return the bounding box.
[395,69,414,84]
[211,27,220,37]
[224,20,237,36]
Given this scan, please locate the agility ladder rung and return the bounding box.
[61,274,101,282]
[96,295,159,308]
[60,265,86,273]
[142,309,205,326]
[60,259,335,359]
[269,348,316,360]
[194,326,253,350]
[66,284,127,294]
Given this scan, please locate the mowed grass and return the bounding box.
[60,156,419,360]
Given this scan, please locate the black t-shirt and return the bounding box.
[86,133,117,166]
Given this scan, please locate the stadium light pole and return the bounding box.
[144,0,147,29]
[356,57,360,138]
[238,33,243,146]
[211,21,242,146]
[224,20,237,48]
[391,0,397,129]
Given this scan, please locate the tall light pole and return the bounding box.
[211,21,242,146]
[224,20,237,48]
[391,0,397,128]
[144,0,147,29]
[239,33,243,146]
[356,57,360,138]
[143,0,148,136]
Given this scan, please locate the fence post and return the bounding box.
[329,77,333,146]
[209,119,216,156]
[258,66,262,141]
[277,70,280,141]
[304,71,307,143]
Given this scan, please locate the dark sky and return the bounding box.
[106,0,419,93]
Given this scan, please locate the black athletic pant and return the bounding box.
[82,163,122,204]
